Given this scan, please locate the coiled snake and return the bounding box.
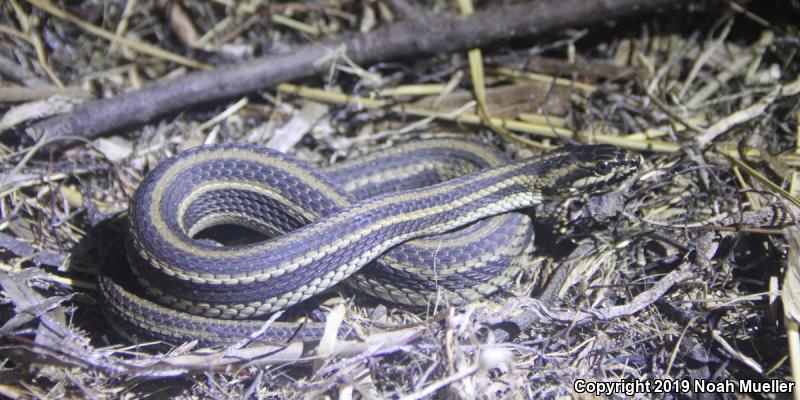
[100,138,637,345]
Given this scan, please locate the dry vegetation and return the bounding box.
[1,0,799,398]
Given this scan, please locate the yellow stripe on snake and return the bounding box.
[99,138,637,345]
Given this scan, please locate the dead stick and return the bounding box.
[27,0,691,151]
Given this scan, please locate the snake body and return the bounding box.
[100,138,637,345]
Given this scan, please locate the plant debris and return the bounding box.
[1,0,799,398]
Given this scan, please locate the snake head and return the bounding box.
[538,145,639,197]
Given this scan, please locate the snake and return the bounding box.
[99,137,638,346]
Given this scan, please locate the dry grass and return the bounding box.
[1,0,799,398]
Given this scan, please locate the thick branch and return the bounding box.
[28,0,691,150]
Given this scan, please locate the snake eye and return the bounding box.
[595,161,613,175]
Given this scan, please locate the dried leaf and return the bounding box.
[1,96,82,132]
[784,228,800,324]
[93,137,133,162]
[413,81,570,118]
[266,101,328,152]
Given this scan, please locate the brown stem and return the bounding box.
[27,0,693,151]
